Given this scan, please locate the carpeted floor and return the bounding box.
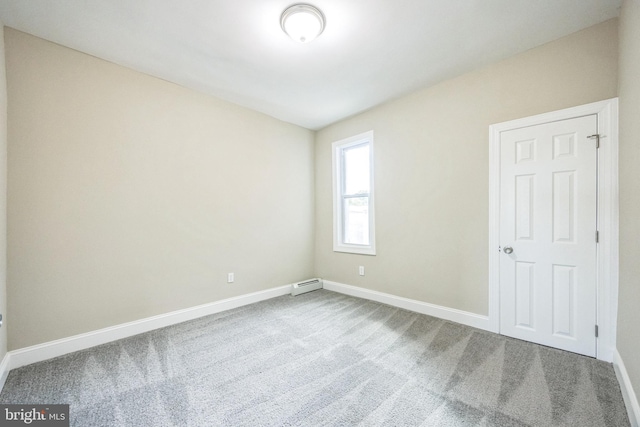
[0,290,630,426]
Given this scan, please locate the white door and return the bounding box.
[499,114,598,357]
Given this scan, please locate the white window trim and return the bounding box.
[332,130,376,256]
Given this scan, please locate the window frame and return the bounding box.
[332,130,376,255]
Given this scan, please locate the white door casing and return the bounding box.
[489,98,619,362]
[499,115,597,357]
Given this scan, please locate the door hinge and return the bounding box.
[595,325,599,338]
[587,134,600,149]
[596,231,599,243]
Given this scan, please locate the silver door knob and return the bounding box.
[503,246,514,254]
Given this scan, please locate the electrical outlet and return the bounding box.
[227,273,234,283]
[359,266,365,276]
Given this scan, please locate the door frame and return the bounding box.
[488,98,619,362]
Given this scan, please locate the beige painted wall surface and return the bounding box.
[0,25,7,360]
[5,28,315,350]
[315,19,618,315]
[617,0,640,409]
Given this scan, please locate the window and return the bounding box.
[332,131,375,255]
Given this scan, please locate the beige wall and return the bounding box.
[5,28,315,350]
[315,19,619,315]
[0,25,7,360]
[617,0,640,410]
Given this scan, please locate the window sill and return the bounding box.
[333,245,376,256]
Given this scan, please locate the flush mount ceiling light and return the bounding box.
[280,4,325,43]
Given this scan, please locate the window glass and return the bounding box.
[343,144,370,195]
[343,197,370,245]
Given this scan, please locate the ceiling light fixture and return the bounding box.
[280,4,325,43]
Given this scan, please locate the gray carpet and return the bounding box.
[0,290,630,426]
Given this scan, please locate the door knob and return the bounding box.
[503,246,514,254]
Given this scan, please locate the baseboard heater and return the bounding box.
[291,278,323,296]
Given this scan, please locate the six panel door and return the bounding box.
[499,115,598,357]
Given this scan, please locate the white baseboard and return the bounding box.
[6,284,291,373]
[0,281,489,393]
[322,280,490,331]
[614,349,640,427]
[0,352,10,392]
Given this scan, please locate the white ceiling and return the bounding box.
[0,0,622,130]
